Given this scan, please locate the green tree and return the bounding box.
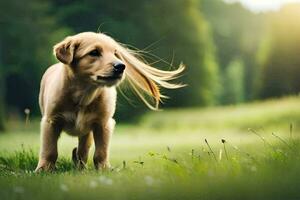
[256,5,300,98]
[221,59,245,104]
[139,0,220,107]
[0,61,5,131]
[202,0,265,101]
[0,0,64,129]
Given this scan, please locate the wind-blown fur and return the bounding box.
[118,45,185,109]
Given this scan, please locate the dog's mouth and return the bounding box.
[91,74,123,86]
[96,74,122,81]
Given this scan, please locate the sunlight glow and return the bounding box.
[224,0,300,12]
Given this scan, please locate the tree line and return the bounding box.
[0,0,299,130]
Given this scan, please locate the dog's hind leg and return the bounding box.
[72,132,93,169]
[35,117,61,172]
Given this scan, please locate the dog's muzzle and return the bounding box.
[94,62,125,83]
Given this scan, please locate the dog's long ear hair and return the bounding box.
[117,44,185,110]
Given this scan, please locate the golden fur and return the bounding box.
[35,32,184,171]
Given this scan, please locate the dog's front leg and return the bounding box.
[93,119,115,170]
[35,117,61,172]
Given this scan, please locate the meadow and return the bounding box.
[0,96,300,200]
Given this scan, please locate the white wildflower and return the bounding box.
[251,166,257,172]
[144,176,154,186]
[99,176,113,185]
[14,186,24,194]
[208,170,215,177]
[99,175,106,182]
[60,184,69,192]
[105,178,113,185]
[89,180,98,188]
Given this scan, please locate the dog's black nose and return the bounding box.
[113,62,126,74]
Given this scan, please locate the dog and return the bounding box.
[35,32,185,172]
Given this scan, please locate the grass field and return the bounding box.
[1,96,300,200]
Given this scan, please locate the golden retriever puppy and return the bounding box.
[35,32,184,172]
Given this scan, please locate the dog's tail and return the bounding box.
[118,45,186,110]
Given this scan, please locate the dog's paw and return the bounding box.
[34,162,55,173]
[94,162,111,170]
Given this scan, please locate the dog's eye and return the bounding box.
[114,51,121,59]
[88,49,101,57]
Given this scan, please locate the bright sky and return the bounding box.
[224,0,300,12]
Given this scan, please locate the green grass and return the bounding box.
[1,96,300,200]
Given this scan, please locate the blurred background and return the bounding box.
[1,2,300,198]
[0,0,300,130]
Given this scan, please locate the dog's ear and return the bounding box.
[53,37,78,64]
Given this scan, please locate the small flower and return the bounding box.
[208,170,215,177]
[14,186,24,194]
[60,184,69,192]
[89,180,98,188]
[105,179,113,185]
[99,176,113,185]
[24,108,30,115]
[99,176,106,182]
[250,166,257,172]
[144,176,154,186]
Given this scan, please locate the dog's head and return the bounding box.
[54,32,185,109]
[54,32,126,87]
